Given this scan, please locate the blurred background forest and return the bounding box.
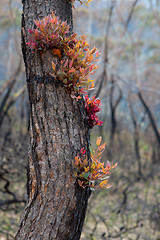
[0,0,160,239]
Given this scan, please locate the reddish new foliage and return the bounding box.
[52,36,99,95]
[85,95,103,128]
[26,12,99,96]
[74,137,118,190]
[26,13,70,51]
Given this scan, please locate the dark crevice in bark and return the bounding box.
[43,86,53,171]
[41,121,52,170]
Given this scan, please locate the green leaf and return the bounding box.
[63,78,68,84]
[79,172,90,180]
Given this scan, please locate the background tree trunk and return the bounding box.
[15,1,91,239]
[138,91,160,149]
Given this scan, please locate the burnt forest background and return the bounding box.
[0,0,160,239]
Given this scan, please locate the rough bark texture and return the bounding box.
[15,1,91,239]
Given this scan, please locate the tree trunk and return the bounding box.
[15,1,91,239]
[109,75,122,142]
[138,91,160,149]
[128,99,142,177]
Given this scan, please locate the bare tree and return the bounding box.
[138,91,160,149]
[128,96,142,177]
[109,75,122,143]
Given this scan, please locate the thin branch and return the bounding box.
[95,1,116,98]
[0,199,26,207]
[137,91,160,148]
[124,0,139,31]
[113,71,160,96]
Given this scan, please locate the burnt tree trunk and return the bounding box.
[109,75,122,142]
[15,1,91,239]
[128,99,142,177]
[138,91,160,148]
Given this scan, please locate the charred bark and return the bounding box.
[15,1,91,240]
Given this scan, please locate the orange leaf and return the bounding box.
[52,48,62,59]
[100,180,108,187]
[52,62,56,71]
[90,82,94,88]
[96,137,102,146]
[98,143,106,152]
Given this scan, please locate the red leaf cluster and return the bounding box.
[85,95,103,128]
[52,34,99,95]
[74,137,117,190]
[26,13,69,51]
[26,13,99,95]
